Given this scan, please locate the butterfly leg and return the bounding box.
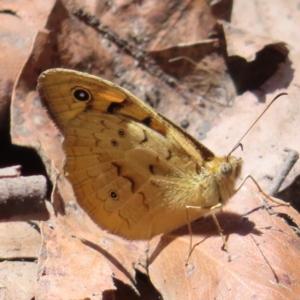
[210,203,232,261]
[185,203,229,263]
[210,203,228,247]
[235,175,290,207]
[185,205,193,262]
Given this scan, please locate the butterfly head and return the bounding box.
[206,156,243,204]
[221,156,242,203]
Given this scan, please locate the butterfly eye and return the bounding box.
[220,162,232,177]
[111,139,119,147]
[71,87,92,102]
[109,190,119,200]
[118,129,126,137]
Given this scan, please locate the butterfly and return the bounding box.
[37,68,243,243]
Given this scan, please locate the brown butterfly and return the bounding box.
[37,68,286,255]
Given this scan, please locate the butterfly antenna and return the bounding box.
[227,92,288,159]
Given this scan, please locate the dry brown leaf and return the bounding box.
[0,0,56,130]
[0,222,41,259]
[37,217,117,300]
[148,182,300,299]
[0,261,37,300]
[231,0,300,47]
[221,21,288,62]
[2,0,300,299]
[59,195,147,288]
[73,0,218,49]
